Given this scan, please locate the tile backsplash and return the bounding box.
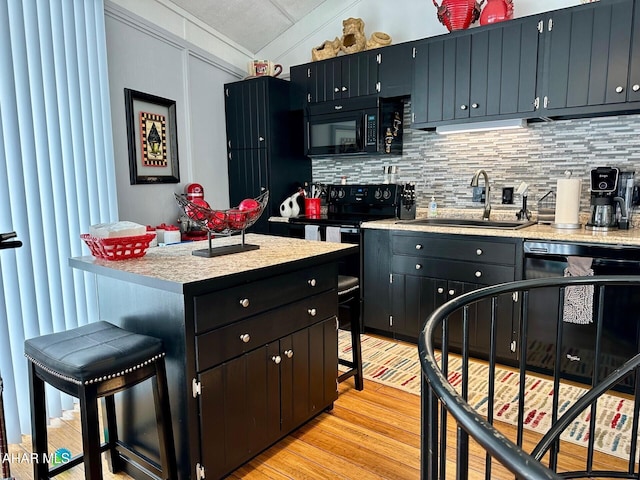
[311,101,639,223]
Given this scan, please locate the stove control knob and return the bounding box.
[330,189,337,199]
[374,188,383,200]
[338,189,346,199]
[383,188,392,200]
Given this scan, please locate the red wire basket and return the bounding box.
[80,233,156,261]
[174,190,269,235]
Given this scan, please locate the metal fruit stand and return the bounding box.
[174,190,269,258]
[1,232,21,480]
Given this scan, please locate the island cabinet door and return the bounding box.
[197,343,281,480]
[280,317,338,433]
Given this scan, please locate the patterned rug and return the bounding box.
[338,330,638,460]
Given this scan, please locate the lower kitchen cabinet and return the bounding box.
[363,229,522,362]
[198,318,337,479]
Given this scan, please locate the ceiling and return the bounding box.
[166,0,331,54]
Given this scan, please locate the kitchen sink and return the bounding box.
[396,218,536,230]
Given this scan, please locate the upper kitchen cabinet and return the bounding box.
[412,16,542,127]
[541,0,637,115]
[377,42,414,98]
[303,51,379,104]
[225,77,310,234]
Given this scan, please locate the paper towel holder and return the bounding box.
[552,171,583,230]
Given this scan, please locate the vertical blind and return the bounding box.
[0,0,117,443]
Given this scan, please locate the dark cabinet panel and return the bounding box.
[362,229,392,333]
[225,77,311,232]
[378,42,414,98]
[369,230,520,361]
[628,4,640,102]
[544,0,633,110]
[199,343,280,479]
[412,16,540,128]
[302,52,379,104]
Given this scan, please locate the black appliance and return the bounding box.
[305,95,404,157]
[523,240,640,393]
[288,181,415,275]
[290,183,416,234]
[586,166,629,231]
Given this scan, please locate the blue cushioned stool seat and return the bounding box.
[24,321,177,480]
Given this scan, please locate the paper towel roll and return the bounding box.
[555,178,582,225]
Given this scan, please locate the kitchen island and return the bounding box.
[70,234,357,480]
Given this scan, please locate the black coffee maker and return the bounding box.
[586,167,629,231]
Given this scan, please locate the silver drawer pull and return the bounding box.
[437,287,444,294]
[448,289,455,296]
[284,349,294,358]
[240,333,251,343]
[616,86,624,94]
[308,308,317,317]
[475,271,482,278]
[415,264,422,270]
[334,87,340,93]
[239,298,250,308]
[415,244,423,250]
[476,249,483,256]
[308,278,317,287]
[633,84,640,92]
[272,355,282,364]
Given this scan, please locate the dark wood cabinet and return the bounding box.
[224,77,310,233]
[199,317,336,479]
[363,229,521,361]
[298,52,379,104]
[377,42,414,98]
[361,229,392,334]
[542,0,634,113]
[412,16,541,127]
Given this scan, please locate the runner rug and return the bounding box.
[338,330,637,461]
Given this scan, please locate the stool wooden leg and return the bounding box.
[350,325,364,391]
[153,359,177,480]
[78,385,103,480]
[102,395,122,473]
[28,363,49,480]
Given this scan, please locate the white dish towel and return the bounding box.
[563,256,594,324]
[304,225,321,241]
[325,226,342,243]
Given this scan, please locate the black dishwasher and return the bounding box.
[523,240,640,392]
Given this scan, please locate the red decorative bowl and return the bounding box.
[174,190,269,235]
[80,233,156,260]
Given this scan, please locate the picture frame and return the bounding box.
[124,88,180,185]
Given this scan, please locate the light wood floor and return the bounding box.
[6,359,629,479]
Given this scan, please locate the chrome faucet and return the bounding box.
[470,169,491,220]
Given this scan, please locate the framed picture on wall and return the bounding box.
[124,88,180,185]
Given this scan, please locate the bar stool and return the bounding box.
[337,275,364,390]
[24,321,177,480]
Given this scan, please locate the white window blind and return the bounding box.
[0,0,116,443]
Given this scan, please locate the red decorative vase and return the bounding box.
[433,0,483,31]
[479,0,514,25]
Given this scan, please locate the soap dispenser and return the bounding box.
[429,196,438,218]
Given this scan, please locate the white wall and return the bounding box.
[108,0,584,77]
[264,0,582,75]
[105,2,242,227]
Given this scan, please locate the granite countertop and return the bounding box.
[70,233,357,293]
[363,208,640,247]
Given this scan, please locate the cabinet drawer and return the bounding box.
[194,263,337,334]
[196,289,337,371]
[392,256,515,285]
[392,234,516,265]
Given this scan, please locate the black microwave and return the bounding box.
[304,95,404,157]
